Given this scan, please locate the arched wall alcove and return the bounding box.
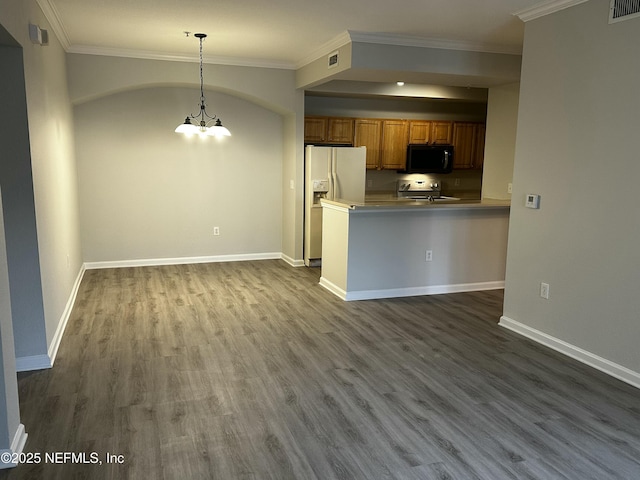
[74,85,286,263]
[68,53,306,264]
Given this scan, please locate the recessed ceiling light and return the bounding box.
[396,81,405,86]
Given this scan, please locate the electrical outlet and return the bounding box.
[367,179,373,188]
[213,226,220,236]
[289,179,295,190]
[454,178,461,186]
[507,183,513,194]
[540,282,550,299]
[425,250,433,262]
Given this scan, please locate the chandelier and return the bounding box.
[175,33,231,137]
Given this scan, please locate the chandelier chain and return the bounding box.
[175,32,230,137]
[199,35,206,113]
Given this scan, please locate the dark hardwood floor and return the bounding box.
[3,260,640,479]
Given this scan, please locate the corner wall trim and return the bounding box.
[16,265,86,372]
[499,316,640,390]
[0,424,27,469]
[320,280,504,301]
[15,354,51,372]
[319,277,348,300]
[84,252,283,270]
[281,254,305,267]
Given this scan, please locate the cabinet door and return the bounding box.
[327,118,354,144]
[354,119,383,170]
[304,117,327,143]
[381,120,409,170]
[408,121,431,144]
[431,121,453,144]
[452,122,476,169]
[473,123,486,169]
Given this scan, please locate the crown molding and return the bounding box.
[66,45,296,69]
[296,31,352,69]
[295,30,522,70]
[35,0,295,69]
[35,0,71,49]
[346,31,523,56]
[514,0,590,22]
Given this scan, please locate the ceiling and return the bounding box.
[43,0,542,69]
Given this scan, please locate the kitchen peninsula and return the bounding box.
[319,197,510,300]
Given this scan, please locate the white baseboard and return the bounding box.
[500,316,640,390]
[84,252,283,270]
[48,264,86,366]
[319,279,505,301]
[0,424,27,469]
[281,254,305,267]
[16,265,86,372]
[319,277,348,300]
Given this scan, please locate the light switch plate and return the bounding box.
[525,194,540,209]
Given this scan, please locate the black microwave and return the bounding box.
[403,144,454,174]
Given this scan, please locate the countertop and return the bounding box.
[321,194,511,213]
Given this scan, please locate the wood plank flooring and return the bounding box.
[3,260,640,479]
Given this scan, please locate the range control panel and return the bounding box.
[397,179,441,197]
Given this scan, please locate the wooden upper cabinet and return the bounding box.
[381,120,409,170]
[452,122,486,169]
[354,119,383,170]
[452,123,476,169]
[431,121,453,144]
[304,116,328,143]
[473,123,486,169]
[307,115,484,170]
[408,121,431,144]
[327,118,354,143]
[304,116,355,144]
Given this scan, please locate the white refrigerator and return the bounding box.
[304,145,367,267]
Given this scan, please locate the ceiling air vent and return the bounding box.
[609,0,640,23]
[327,51,339,69]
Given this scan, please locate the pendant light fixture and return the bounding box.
[175,33,231,138]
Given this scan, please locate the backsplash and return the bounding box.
[365,169,482,197]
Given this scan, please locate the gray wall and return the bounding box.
[75,87,284,263]
[503,1,640,377]
[0,0,83,371]
[67,54,305,265]
[305,95,487,121]
[0,189,22,461]
[482,83,519,200]
[0,44,47,361]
